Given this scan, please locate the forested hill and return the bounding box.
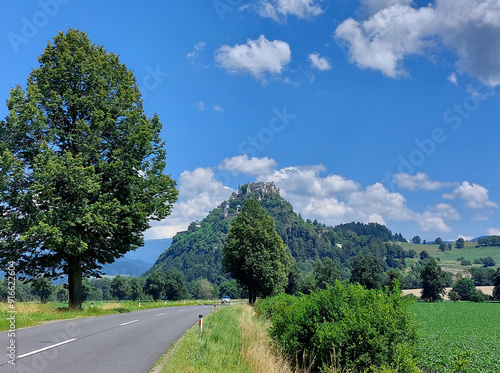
[144,182,408,285]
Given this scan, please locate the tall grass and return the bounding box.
[156,305,253,372]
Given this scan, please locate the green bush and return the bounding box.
[256,281,419,372]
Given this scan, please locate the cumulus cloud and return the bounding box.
[394,173,456,190]
[215,35,291,81]
[308,53,332,70]
[443,181,498,209]
[147,157,496,239]
[146,168,234,239]
[359,0,413,16]
[335,0,500,86]
[257,0,324,22]
[448,72,458,85]
[487,228,500,235]
[219,154,277,176]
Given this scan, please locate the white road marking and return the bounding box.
[120,319,139,326]
[157,312,168,316]
[18,339,77,358]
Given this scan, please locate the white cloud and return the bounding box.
[394,173,456,190]
[219,154,277,176]
[443,181,498,209]
[146,167,234,239]
[335,0,500,86]
[213,105,224,113]
[448,72,458,85]
[187,42,207,66]
[308,53,332,71]
[487,228,500,235]
[147,157,495,239]
[358,0,413,16]
[257,0,324,22]
[215,35,291,81]
[197,101,205,111]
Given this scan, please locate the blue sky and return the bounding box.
[1,0,500,242]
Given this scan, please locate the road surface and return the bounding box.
[1,304,213,373]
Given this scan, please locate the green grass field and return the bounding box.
[412,302,500,372]
[401,242,500,272]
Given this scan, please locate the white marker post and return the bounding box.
[198,315,203,334]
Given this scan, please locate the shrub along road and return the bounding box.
[0,304,213,373]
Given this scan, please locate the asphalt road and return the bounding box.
[0,304,214,373]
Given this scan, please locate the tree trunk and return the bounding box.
[68,256,83,310]
[248,288,257,305]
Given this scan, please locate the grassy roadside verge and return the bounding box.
[0,299,217,331]
[153,304,293,373]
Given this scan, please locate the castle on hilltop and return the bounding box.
[221,182,280,220]
[229,181,280,200]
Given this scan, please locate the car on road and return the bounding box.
[221,295,231,304]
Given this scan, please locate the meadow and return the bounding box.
[401,242,500,273]
[412,302,500,372]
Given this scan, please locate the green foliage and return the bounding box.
[31,277,55,303]
[333,222,405,242]
[196,279,216,299]
[0,29,177,309]
[456,238,465,249]
[469,267,495,286]
[313,257,341,290]
[164,269,188,301]
[110,275,131,301]
[473,256,496,267]
[255,282,419,373]
[452,278,476,301]
[420,259,447,302]
[218,279,245,299]
[223,198,291,304]
[350,254,384,289]
[477,235,500,246]
[448,290,460,302]
[144,271,167,301]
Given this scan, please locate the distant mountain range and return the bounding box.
[101,238,173,277]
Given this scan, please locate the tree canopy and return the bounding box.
[222,198,291,304]
[0,29,178,309]
[420,259,447,302]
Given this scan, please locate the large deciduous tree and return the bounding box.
[420,259,447,302]
[223,198,291,304]
[0,29,178,309]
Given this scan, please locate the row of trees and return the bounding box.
[0,273,246,303]
[420,259,500,302]
[412,236,466,248]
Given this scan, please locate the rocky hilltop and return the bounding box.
[144,182,407,288]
